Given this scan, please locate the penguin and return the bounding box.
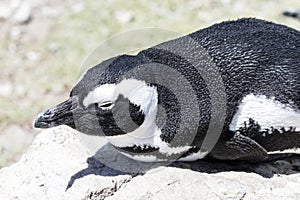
[283,9,300,20]
[34,18,300,163]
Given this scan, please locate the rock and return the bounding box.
[23,18,52,42]
[0,82,13,97]
[10,0,21,11]
[0,126,299,199]
[13,3,32,24]
[0,0,19,20]
[0,126,132,199]
[26,51,41,62]
[41,6,59,18]
[114,10,134,24]
[108,167,300,200]
[0,4,13,20]
[71,2,85,14]
[9,26,22,41]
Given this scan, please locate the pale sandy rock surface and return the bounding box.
[109,168,300,200]
[0,126,132,200]
[1,0,300,170]
[0,126,299,200]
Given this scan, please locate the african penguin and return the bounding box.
[34,18,300,163]
[283,9,300,20]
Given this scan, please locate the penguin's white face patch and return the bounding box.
[83,79,157,113]
[83,79,160,147]
[83,84,117,107]
[115,79,158,113]
[229,94,300,132]
[105,79,159,148]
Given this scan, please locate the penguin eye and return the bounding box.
[86,101,114,111]
[99,102,113,109]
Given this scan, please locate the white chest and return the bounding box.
[229,94,300,132]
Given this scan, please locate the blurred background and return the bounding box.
[0,0,300,168]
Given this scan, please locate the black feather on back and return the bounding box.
[73,18,300,149]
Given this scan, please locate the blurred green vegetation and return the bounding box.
[0,0,300,167]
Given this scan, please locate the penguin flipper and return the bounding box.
[209,134,268,162]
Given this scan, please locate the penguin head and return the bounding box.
[34,53,206,162]
[34,56,160,148]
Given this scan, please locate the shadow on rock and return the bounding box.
[171,153,300,178]
[65,156,133,191]
[66,143,164,190]
[66,142,300,190]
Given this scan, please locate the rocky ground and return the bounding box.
[1,0,300,168]
[0,126,299,199]
[1,2,300,199]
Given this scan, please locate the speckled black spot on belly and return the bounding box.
[118,145,159,154]
[238,118,300,152]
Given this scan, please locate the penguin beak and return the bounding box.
[34,96,79,129]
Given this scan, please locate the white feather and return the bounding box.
[119,152,162,162]
[106,79,159,147]
[83,79,156,112]
[115,79,157,113]
[229,94,300,132]
[83,84,116,107]
[178,150,209,162]
[153,128,192,155]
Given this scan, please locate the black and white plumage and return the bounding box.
[283,9,300,20]
[34,18,300,163]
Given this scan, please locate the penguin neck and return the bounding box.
[106,82,191,157]
[106,85,159,148]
